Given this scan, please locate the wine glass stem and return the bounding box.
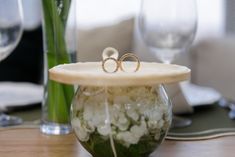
[163,61,192,128]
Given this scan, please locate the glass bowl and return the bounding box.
[71,85,172,157]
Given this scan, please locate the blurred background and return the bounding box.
[0,0,42,84]
[73,0,234,100]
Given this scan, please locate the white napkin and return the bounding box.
[0,82,43,111]
[166,82,221,114]
[181,82,222,107]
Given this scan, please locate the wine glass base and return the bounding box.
[171,116,192,128]
[0,114,23,127]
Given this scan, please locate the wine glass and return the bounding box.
[0,0,24,126]
[138,0,197,127]
[0,0,23,61]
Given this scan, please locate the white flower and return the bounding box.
[147,120,158,130]
[74,127,89,142]
[91,106,106,126]
[72,85,172,145]
[116,131,139,147]
[83,104,93,121]
[125,103,139,122]
[144,106,163,121]
[115,113,130,131]
[84,121,95,133]
[126,108,139,121]
[71,118,81,128]
[110,104,121,124]
[138,103,148,114]
[97,124,111,136]
[116,117,149,147]
[147,119,165,134]
[130,118,148,139]
[72,118,89,142]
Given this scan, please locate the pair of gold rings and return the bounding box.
[102,53,140,73]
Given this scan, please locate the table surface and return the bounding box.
[0,128,234,157]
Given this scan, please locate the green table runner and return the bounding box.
[6,103,235,140]
[168,104,235,140]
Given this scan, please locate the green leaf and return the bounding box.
[42,0,73,123]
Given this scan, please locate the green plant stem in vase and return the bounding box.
[41,0,75,135]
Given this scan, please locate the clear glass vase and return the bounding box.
[71,85,172,157]
[41,0,77,135]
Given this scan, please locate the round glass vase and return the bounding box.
[71,85,172,157]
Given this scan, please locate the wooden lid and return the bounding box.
[49,61,190,86]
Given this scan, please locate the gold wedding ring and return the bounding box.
[102,57,119,73]
[119,53,140,72]
[102,48,140,73]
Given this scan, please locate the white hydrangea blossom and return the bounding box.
[71,118,89,142]
[116,131,139,147]
[72,86,171,146]
[97,124,111,136]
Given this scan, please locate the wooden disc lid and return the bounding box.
[49,61,190,86]
[49,47,190,86]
